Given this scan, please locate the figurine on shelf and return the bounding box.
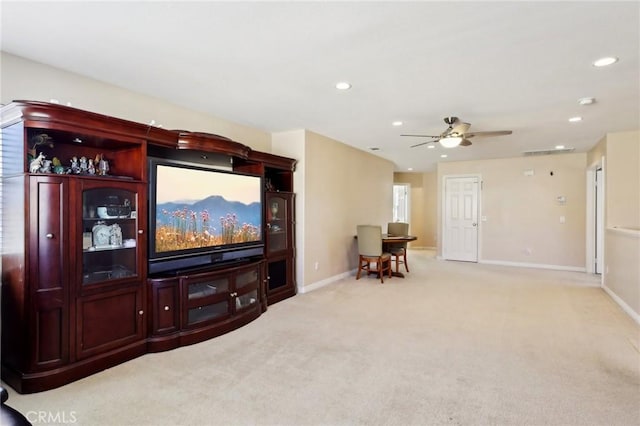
[109,224,123,246]
[70,156,80,174]
[79,156,88,174]
[52,157,65,174]
[87,158,96,175]
[29,152,45,173]
[40,159,52,173]
[95,153,109,176]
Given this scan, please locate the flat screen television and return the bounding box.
[148,157,264,275]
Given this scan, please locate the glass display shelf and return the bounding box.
[81,185,139,286]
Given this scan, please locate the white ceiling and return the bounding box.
[2,1,639,172]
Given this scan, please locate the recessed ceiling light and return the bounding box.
[368,147,380,151]
[427,145,435,149]
[335,81,352,90]
[593,57,618,67]
[578,97,595,106]
[440,154,448,158]
[569,116,583,122]
[555,145,565,150]
[392,121,403,126]
[407,167,413,171]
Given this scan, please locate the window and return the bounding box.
[392,184,409,222]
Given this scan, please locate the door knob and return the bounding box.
[472,223,477,227]
[46,233,54,239]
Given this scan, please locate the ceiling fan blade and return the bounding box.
[465,130,512,138]
[459,139,472,146]
[410,141,435,148]
[452,122,471,134]
[401,134,440,138]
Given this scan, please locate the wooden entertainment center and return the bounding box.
[0,100,297,393]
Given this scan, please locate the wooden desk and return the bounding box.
[383,234,417,278]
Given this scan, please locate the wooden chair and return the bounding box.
[356,225,392,283]
[387,222,410,273]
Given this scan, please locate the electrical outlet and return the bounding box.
[523,248,532,255]
[314,262,319,270]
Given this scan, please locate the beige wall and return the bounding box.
[272,130,395,292]
[437,153,587,268]
[303,131,394,290]
[597,130,640,320]
[393,172,437,248]
[587,135,606,168]
[605,229,640,318]
[1,52,271,152]
[605,131,640,229]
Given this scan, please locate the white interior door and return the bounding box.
[443,176,479,262]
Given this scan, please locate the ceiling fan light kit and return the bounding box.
[402,116,513,149]
[439,136,463,148]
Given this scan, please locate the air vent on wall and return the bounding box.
[523,148,575,156]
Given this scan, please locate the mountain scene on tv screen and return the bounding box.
[155,195,261,252]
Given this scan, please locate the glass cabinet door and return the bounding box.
[183,273,231,326]
[81,185,139,285]
[267,195,288,254]
[234,264,259,311]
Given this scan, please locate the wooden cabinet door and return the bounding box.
[76,286,145,359]
[28,176,70,369]
[149,278,180,335]
[266,256,296,305]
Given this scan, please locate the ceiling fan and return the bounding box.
[401,116,512,148]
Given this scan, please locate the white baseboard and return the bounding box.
[434,256,586,273]
[298,270,355,294]
[602,284,640,325]
[479,259,586,273]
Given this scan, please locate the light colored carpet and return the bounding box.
[4,250,640,426]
